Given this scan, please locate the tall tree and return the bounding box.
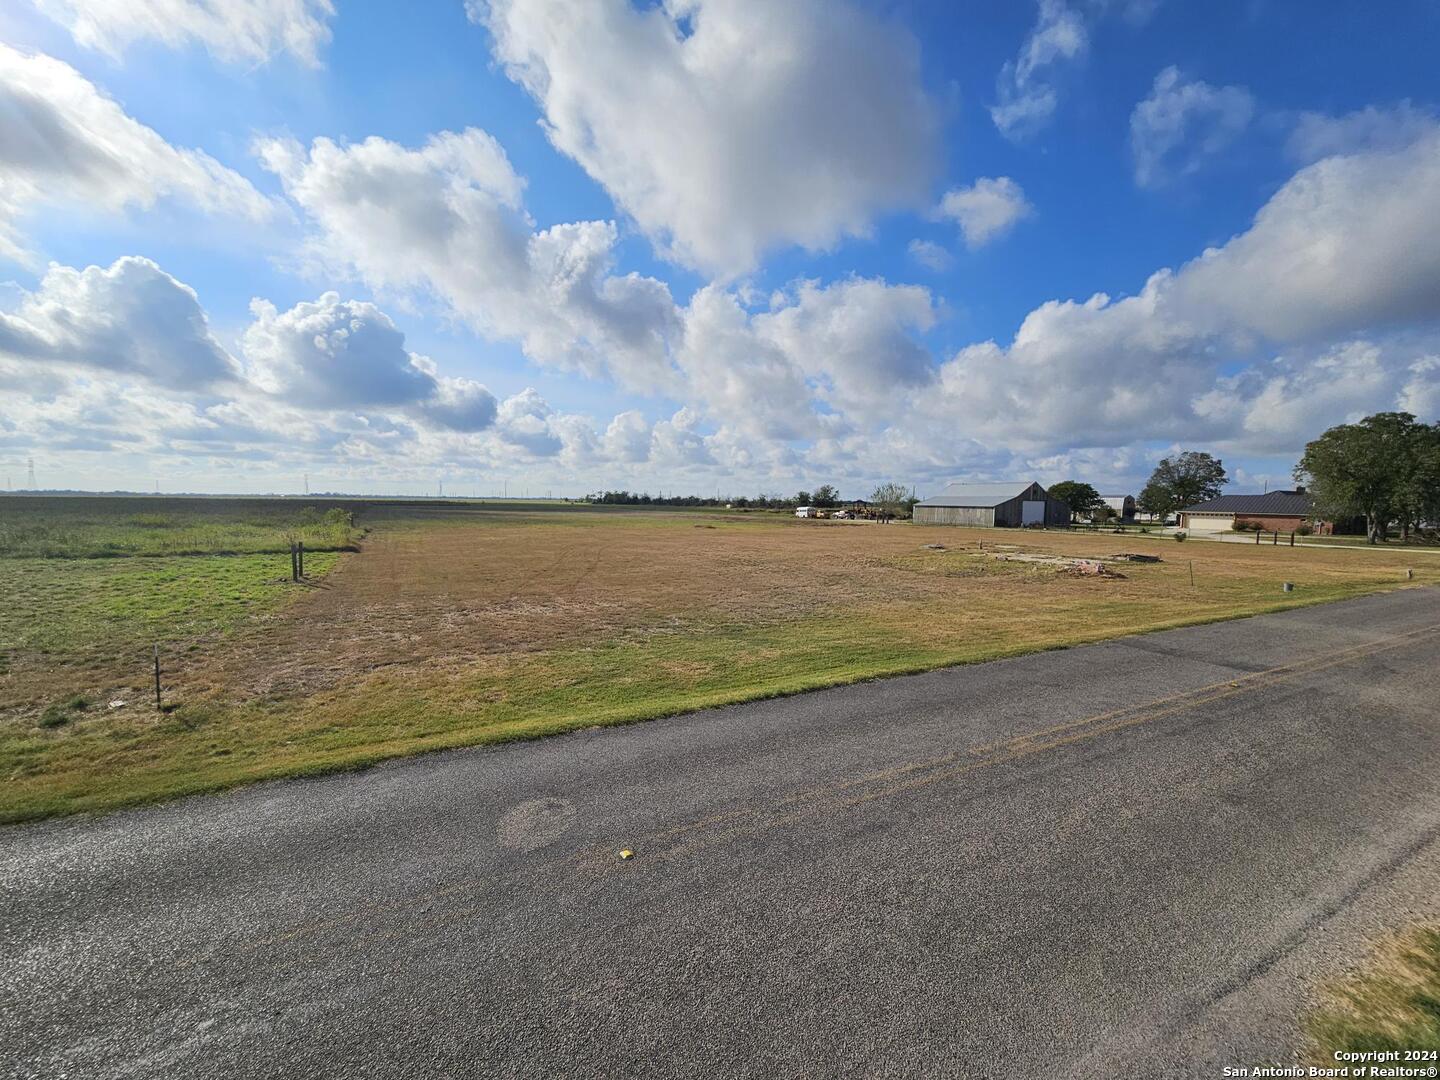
[812,484,839,507]
[1298,412,1425,544]
[1047,481,1103,522]
[1397,421,1440,540]
[1138,452,1229,520]
[871,482,909,517]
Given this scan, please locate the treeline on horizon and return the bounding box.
[585,483,915,510]
[586,491,833,509]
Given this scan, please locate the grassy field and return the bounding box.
[1299,533,1440,548]
[2,496,1437,822]
[1308,926,1440,1056]
[0,495,366,557]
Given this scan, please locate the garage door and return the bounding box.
[1185,514,1233,533]
[1022,500,1046,525]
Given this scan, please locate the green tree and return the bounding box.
[1047,481,1103,522]
[1139,451,1228,520]
[1397,422,1440,540]
[871,482,909,517]
[794,490,814,507]
[1296,412,1429,544]
[812,484,839,507]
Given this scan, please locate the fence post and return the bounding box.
[153,644,162,711]
[298,540,305,578]
[1273,530,1278,545]
[290,542,298,582]
[1256,529,1260,545]
[1189,560,1194,587]
[1290,531,1295,547]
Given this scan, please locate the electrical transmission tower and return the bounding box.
[27,458,36,489]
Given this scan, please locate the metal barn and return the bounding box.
[1100,494,1136,522]
[913,481,1071,528]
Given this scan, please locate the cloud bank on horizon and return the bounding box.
[1,0,1438,497]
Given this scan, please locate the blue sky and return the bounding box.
[1,0,1438,498]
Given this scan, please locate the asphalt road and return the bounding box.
[5,588,1440,1079]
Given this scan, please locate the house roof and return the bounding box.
[1182,490,1315,516]
[917,481,1039,508]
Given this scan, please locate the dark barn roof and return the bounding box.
[1182,490,1315,516]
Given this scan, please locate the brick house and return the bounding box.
[1178,489,1332,535]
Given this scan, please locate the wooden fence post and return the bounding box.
[153,644,162,711]
[290,542,298,581]
[298,540,305,578]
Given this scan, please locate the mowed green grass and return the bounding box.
[2,500,1437,823]
[0,551,340,658]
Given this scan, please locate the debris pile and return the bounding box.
[987,552,1128,578]
[1107,553,1162,563]
[1061,559,1126,579]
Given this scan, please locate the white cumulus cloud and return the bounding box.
[0,43,274,261]
[1168,128,1440,341]
[0,256,239,388]
[474,0,938,276]
[1287,101,1437,163]
[672,277,938,440]
[990,0,1088,140]
[240,292,498,433]
[936,178,1034,249]
[258,130,681,394]
[1,257,502,438]
[907,239,953,272]
[34,0,337,67]
[924,124,1440,454]
[1130,66,1254,188]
